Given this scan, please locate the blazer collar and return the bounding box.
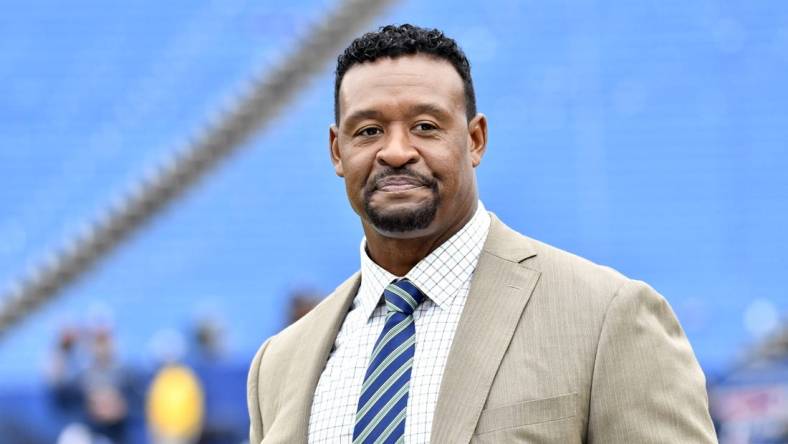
[482,212,538,264]
[430,213,541,442]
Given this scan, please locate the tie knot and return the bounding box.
[383,278,426,316]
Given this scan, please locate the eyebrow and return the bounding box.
[410,103,452,121]
[342,103,453,128]
[343,109,384,126]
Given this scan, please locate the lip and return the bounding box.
[377,183,425,192]
[375,175,426,193]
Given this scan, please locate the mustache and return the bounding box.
[366,168,437,192]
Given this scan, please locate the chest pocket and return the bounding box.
[474,392,577,435]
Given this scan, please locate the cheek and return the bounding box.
[437,161,475,199]
[342,154,375,190]
[430,145,471,183]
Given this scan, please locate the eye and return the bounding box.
[413,122,438,132]
[355,126,382,137]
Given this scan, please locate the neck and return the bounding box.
[363,201,477,276]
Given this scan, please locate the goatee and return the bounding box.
[362,169,439,233]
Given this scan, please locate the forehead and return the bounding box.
[338,54,465,121]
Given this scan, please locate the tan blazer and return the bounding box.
[247,214,717,443]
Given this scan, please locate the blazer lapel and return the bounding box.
[285,272,360,443]
[431,215,541,443]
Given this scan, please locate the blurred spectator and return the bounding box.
[82,326,132,444]
[46,325,85,421]
[193,317,225,364]
[146,363,205,444]
[188,316,247,444]
[45,322,138,443]
[287,289,321,325]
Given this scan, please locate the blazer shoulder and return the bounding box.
[486,214,631,307]
[515,230,685,347]
[527,235,628,293]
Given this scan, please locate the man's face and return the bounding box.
[330,54,487,239]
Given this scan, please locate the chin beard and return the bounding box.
[363,196,440,233]
[362,168,440,233]
[362,170,440,233]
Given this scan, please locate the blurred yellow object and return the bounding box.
[146,364,205,441]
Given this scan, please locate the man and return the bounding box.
[247,24,717,443]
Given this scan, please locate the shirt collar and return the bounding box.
[356,201,491,321]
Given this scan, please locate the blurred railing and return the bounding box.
[0,0,397,339]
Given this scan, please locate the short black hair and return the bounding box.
[334,24,476,124]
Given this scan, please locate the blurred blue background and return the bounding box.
[1,0,786,442]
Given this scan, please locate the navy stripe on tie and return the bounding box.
[357,341,414,411]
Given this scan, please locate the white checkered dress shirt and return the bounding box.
[308,201,491,443]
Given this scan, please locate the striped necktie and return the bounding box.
[352,278,426,444]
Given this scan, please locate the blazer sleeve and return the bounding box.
[587,279,718,443]
[247,337,272,444]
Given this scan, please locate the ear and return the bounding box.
[329,124,344,177]
[467,113,488,167]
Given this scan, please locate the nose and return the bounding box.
[376,125,419,168]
